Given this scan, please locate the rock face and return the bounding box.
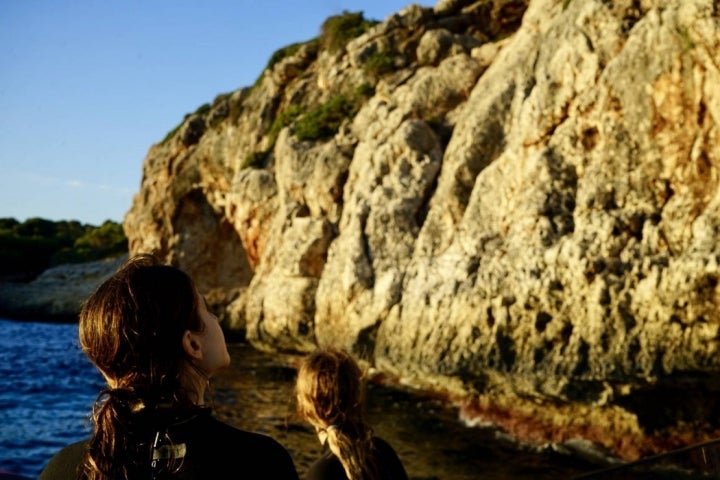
[123,0,720,460]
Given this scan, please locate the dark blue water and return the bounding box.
[0,317,602,480]
[0,318,103,479]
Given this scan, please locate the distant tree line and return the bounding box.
[0,217,128,280]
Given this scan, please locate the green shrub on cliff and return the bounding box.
[293,84,374,142]
[320,11,377,53]
[265,41,306,72]
[270,104,306,139]
[294,95,355,141]
[242,84,374,162]
[363,50,396,80]
[161,102,212,145]
[241,103,306,169]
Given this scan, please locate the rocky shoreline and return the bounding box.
[0,256,126,323]
[4,253,719,465]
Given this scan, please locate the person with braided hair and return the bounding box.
[39,253,299,480]
[295,348,408,480]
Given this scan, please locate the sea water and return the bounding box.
[0,318,102,478]
[0,317,601,479]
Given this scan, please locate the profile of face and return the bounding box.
[185,291,231,377]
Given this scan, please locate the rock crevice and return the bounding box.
[121,0,720,459]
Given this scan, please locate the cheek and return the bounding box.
[218,333,230,363]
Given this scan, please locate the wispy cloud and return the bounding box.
[2,170,134,195]
[65,178,133,194]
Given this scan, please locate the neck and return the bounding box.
[183,361,210,405]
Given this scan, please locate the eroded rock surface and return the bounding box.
[123,0,720,459]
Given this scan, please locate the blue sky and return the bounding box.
[0,0,434,226]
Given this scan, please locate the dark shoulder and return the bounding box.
[372,437,409,480]
[38,439,88,480]
[372,436,400,458]
[187,415,299,479]
[199,415,291,453]
[372,437,396,451]
[305,450,345,480]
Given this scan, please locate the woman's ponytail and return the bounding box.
[325,424,380,480]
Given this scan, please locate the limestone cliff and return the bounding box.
[123,0,720,460]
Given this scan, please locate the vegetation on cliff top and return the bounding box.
[164,10,380,155]
[0,217,127,280]
[242,83,374,169]
[319,10,378,52]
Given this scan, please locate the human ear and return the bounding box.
[182,330,203,360]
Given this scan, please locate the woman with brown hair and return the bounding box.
[39,253,299,480]
[295,348,408,480]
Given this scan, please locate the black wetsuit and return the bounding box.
[304,437,408,480]
[38,409,299,480]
